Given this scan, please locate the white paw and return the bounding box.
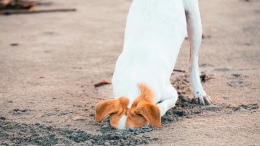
[156,103,167,117]
[194,92,211,105]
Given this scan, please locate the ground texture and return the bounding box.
[0,0,259,145]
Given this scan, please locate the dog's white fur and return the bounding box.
[112,0,211,129]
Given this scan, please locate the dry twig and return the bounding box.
[94,80,112,88]
[173,69,185,73]
[0,0,76,15]
[0,8,76,15]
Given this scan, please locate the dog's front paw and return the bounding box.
[156,104,166,117]
[193,93,211,105]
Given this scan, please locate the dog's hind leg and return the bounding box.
[183,0,211,105]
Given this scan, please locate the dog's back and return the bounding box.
[112,0,186,106]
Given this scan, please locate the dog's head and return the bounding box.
[95,84,161,129]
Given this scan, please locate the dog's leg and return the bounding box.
[183,0,211,105]
[157,85,178,117]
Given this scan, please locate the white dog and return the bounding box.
[95,0,211,129]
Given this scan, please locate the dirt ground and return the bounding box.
[0,0,259,145]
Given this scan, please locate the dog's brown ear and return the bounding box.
[95,97,129,123]
[95,99,120,122]
[135,100,161,128]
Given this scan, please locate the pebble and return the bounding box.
[104,141,110,145]
[129,128,135,132]
[0,116,6,120]
[115,131,122,135]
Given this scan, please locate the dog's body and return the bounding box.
[95,0,211,129]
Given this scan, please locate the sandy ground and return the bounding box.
[0,0,260,145]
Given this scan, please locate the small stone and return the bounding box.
[129,128,135,132]
[0,117,6,120]
[167,116,174,121]
[35,123,40,126]
[143,140,149,144]
[90,139,95,144]
[154,138,159,141]
[115,131,122,135]
[142,125,149,129]
[98,140,104,145]
[104,141,110,145]
[232,73,241,77]
[143,135,150,138]
[85,141,92,145]
[72,116,86,121]
[102,125,109,128]
[134,131,139,134]
[10,43,19,46]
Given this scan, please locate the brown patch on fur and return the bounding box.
[95,83,161,129]
[137,83,155,103]
[126,84,160,128]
